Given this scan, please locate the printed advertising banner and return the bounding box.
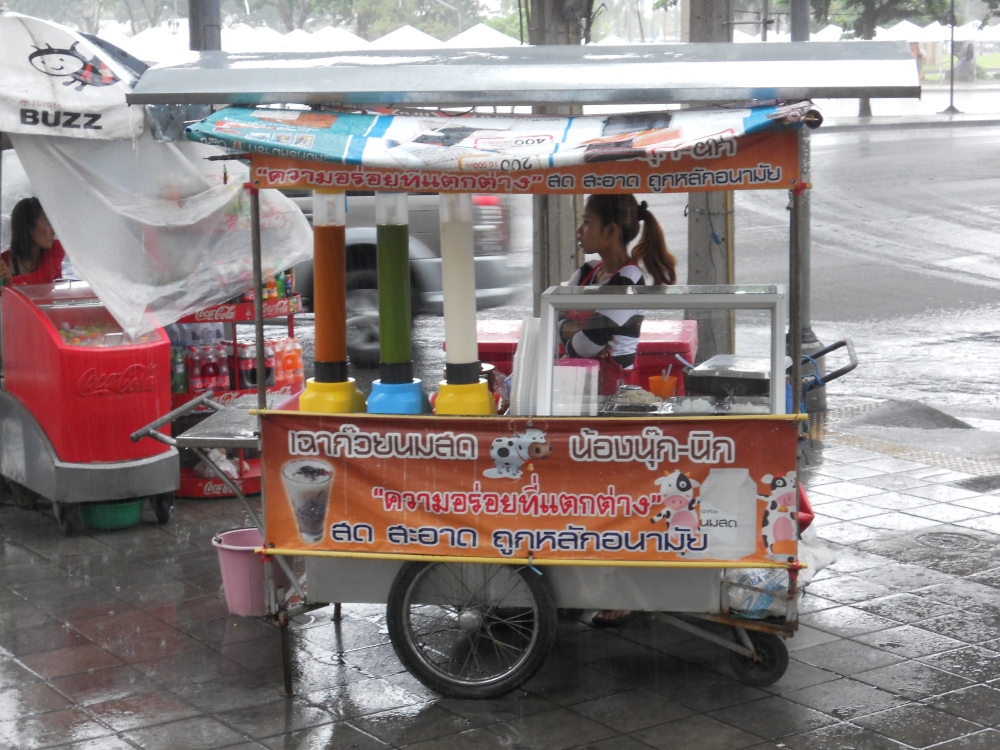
[251,130,799,195]
[262,413,800,566]
[186,103,810,193]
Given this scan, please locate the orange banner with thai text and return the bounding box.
[251,130,799,195]
[261,413,800,565]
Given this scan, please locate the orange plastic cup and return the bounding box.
[648,375,677,398]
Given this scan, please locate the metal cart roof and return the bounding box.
[127,41,920,108]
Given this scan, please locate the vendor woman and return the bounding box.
[1,197,66,286]
[559,194,677,393]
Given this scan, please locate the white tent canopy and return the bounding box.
[954,21,983,41]
[125,21,190,62]
[811,25,844,42]
[312,26,370,50]
[591,33,627,45]
[878,20,924,41]
[445,23,521,47]
[369,24,443,49]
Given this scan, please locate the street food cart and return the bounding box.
[128,40,919,698]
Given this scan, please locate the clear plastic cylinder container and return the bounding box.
[313,190,346,227]
[439,193,478,369]
[375,192,408,226]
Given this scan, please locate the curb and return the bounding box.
[819,115,1000,132]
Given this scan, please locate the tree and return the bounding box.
[118,0,170,34]
[7,0,108,33]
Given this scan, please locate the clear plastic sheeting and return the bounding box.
[10,129,312,338]
[1,149,33,251]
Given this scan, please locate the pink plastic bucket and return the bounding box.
[212,528,293,616]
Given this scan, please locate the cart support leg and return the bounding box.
[333,603,342,622]
[655,613,753,658]
[277,607,293,696]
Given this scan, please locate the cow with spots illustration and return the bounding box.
[760,471,798,562]
[484,429,553,479]
[650,470,701,533]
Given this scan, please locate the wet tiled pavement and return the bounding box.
[2,414,1000,749]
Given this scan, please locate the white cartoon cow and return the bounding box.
[650,470,701,532]
[760,471,798,562]
[484,429,553,479]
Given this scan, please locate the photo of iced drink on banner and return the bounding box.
[281,459,334,543]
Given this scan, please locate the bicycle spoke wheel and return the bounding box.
[386,562,557,699]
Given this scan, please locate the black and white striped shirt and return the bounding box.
[564,261,645,369]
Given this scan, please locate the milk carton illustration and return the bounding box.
[696,468,758,558]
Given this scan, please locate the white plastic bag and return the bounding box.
[10,128,312,338]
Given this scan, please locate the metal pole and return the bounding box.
[248,185,267,412]
[942,0,960,114]
[761,0,769,41]
[789,188,803,416]
[790,0,823,412]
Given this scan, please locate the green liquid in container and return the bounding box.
[376,223,412,365]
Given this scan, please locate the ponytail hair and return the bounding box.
[585,194,676,286]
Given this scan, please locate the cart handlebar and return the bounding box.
[801,338,857,391]
[130,391,221,443]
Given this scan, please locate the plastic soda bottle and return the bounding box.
[263,341,276,386]
[290,338,304,387]
[281,339,298,389]
[215,344,231,391]
[200,346,219,394]
[238,343,255,390]
[271,339,288,387]
[265,277,278,300]
[187,346,206,394]
[170,347,188,394]
[276,273,286,299]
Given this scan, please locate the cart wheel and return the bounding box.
[8,481,38,511]
[152,493,174,525]
[386,562,557,699]
[729,630,789,687]
[55,503,81,537]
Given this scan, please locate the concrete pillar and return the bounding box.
[686,0,733,362]
[527,0,589,311]
[188,0,221,51]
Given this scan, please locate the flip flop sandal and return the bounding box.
[590,610,638,628]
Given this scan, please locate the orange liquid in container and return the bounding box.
[313,224,347,366]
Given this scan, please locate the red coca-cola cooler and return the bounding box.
[0,281,179,534]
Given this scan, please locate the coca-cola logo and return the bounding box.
[76,363,158,397]
[202,480,240,495]
[194,305,236,322]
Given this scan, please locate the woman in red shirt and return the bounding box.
[1,197,66,286]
